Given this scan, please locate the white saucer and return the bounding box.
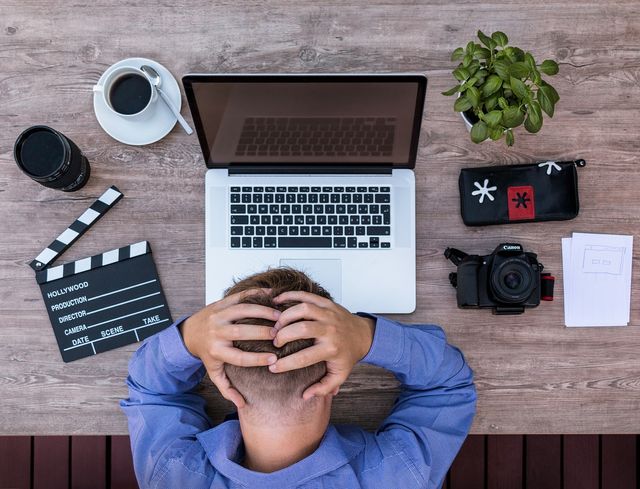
[93,57,181,146]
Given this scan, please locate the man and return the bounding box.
[122,268,476,488]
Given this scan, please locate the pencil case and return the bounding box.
[458,159,585,226]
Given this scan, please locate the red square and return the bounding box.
[507,185,535,220]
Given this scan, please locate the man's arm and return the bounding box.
[121,290,281,488]
[360,315,477,488]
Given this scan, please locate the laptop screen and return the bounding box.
[183,75,427,169]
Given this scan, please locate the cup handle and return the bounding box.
[92,84,104,93]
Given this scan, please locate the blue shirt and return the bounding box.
[121,315,476,488]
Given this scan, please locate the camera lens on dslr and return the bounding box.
[491,258,534,303]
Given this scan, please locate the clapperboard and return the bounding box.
[31,186,172,362]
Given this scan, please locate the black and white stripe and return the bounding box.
[36,241,150,284]
[30,186,123,271]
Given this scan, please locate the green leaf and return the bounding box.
[484,110,503,128]
[511,47,525,62]
[491,31,509,47]
[524,101,543,133]
[537,88,554,117]
[493,59,511,81]
[453,96,473,112]
[466,41,476,54]
[510,76,528,100]
[481,74,502,98]
[508,62,530,79]
[453,67,470,81]
[539,59,559,75]
[484,93,499,111]
[489,126,504,140]
[502,106,525,127]
[506,128,515,146]
[451,47,465,61]
[498,97,509,110]
[524,52,536,72]
[540,82,560,103]
[441,85,461,96]
[475,47,492,59]
[466,86,481,108]
[462,54,472,67]
[470,121,489,143]
[477,30,496,49]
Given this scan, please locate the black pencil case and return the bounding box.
[458,159,585,226]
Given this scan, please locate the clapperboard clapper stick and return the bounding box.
[32,186,172,362]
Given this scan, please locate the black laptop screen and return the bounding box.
[183,75,426,168]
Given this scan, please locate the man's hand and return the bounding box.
[180,289,281,408]
[269,291,375,400]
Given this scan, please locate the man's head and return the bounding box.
[223,268,331,418]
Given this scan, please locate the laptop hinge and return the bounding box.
[227,164,393,175]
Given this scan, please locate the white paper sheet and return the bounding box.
[562,232,633,327]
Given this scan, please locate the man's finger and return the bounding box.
[273,291,333,309]
[213,288,272,310]
[220,324,275,341]
[273,302,324,330]
[268,344,326,373]
[219,348,277,367]
[219,303,281,322]
[302,373,344,400]
[209,369,246,408]
[273,321,324,347]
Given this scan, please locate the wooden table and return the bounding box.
[1,0,638,435]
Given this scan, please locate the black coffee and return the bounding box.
[20,129,65,176]
[108,73,151,115]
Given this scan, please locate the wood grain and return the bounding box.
[0,0,639,435]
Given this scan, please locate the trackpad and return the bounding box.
[279,259,342,302]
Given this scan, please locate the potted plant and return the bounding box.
[443,30,560,146]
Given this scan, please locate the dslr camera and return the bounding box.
[444,243,554,315]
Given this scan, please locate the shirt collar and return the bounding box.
[196,421,363,488]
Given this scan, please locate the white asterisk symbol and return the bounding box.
[471,179,497,204]
[538,160,562,175]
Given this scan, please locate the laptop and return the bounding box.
[182,74,427,313]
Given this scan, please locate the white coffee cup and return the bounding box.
[93,66,158,121]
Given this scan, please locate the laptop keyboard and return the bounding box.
[229,186,392,249]
[235,117,396,157]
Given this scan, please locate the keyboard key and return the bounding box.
[242,194,251,203]
[253,194,263,203]
[245,226,255,235]
[345,226,354,235]
[231,215,248,224]
[334,237,346,247]
[317,215,327,225]
[306,215,315,225]
[370,237,380,248]
[367,226,390,236]
[364,194,374,203]
[286,194,296,203]
[242,186,251,192]
[356,226,365,235]
[361,216,371,225]
[258,205,268,214]
[261,215,271,225]
[353,194,362,203]
[348,237,358,247]
[381,242,391,248]
[231,237,240,247]
[322,186,332,192]
[320,194,329,203]
[248,204,257,213]
[358,205,368,214]
[265,237,276,247]
[346,186,355,192]
[381,187,390,192]
[269,204,279,214]
[373,215,382,225]
[368,187,378,192]
[265,186,275,192]
[299,186,310,192]
[275,194,285,203]
[284,216,293,225]
[303,205,312,214]
[290,226,299,236]
[231,205,246,214]
[300,226,310,235]
[375,193,391,203]
[267,226,277,235]
[328,215,337,225]
[242,237,251,248]
[295,215,304,224]
[281,205,290,214]
[309,194,318,203]
[273,215,282,225]
[264,194,274,203]
[336,204,346,214]
[314,204,323,214]
[256,226,265,236]
[357,186,367,192]
[277,186,286,192]
[250,215,260,224]
[331,194,340,203]
[334,186,344,192]
[322,226,332,236]
[292,205,301,213]
[311,226,321,235]
[383,214,390,225]
[381,204,390,214]
[278,237,332,247]
[231,186,240,192]
[325,204,335,214]
[339,215,348,225]
[370,204,379,214]
[297,194,307,203]
[333,226,343,235]
[254,186,264,192]
[288,186,298,192]
[311,186,321,192]
[231,194,240,203]
[278,226,288,235]
[253,237,263,247]
[348,205,357,214]
[341,194,351,203]
[231,226,243,236]
[358,242,369,248]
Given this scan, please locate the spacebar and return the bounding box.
[278,237,332,248]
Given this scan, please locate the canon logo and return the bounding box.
[503,245,521,250]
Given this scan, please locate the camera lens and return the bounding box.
[490,258,535,304]
[503,271,522,290]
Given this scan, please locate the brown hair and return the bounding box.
[223,268,331,412]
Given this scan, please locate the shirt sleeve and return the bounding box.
[359,314,477,488]
[120,316,215,489]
